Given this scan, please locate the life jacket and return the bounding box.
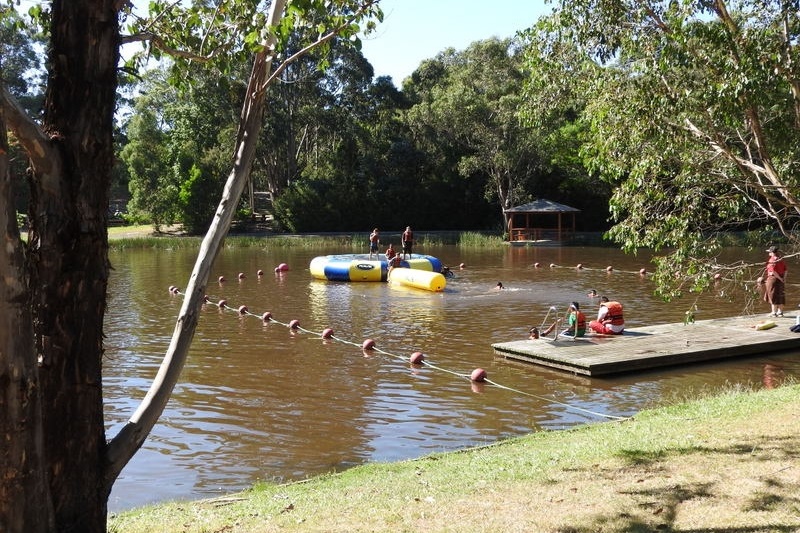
[385,248,396,259]
[603,301,624,326]
[574,311,587,331]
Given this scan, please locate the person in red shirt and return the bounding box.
[764,245,788,317]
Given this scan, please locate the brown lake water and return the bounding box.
[104,243,800,512]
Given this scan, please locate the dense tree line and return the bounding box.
[119,35,612,234]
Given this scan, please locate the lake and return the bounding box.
[103,242,800,512]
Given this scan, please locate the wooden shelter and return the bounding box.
[504,199,580,242]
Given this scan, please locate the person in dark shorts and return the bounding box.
[401,226,413,259]
[369,228,380,259]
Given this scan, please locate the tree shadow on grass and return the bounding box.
[554,434,800,533]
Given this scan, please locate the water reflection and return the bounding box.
[105,244,800,512]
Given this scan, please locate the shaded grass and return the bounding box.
[109,384,800,533]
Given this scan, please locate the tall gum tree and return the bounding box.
[0,1,381,531]
[521,0,800,299]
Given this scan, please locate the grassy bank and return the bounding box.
[109,383,800,533]
[106,226,508,250]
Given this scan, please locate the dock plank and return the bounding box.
[492,316,800,376]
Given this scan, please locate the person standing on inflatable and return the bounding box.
[401,226,414,259]
[369,228,380,259]
[589,296,625,335]
[763,245,787,317]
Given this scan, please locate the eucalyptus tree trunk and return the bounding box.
[0,96,53,533]
[0,0,119,530]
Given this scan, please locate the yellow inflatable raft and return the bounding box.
[387,267,447,292]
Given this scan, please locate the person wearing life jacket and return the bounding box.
[537,302,586,338]
[562,302,587,337]
[384,243,396,260]
[589,296,625,335]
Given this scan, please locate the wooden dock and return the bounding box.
[492,316,800,376]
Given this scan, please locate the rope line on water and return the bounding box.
[169,286,629,422]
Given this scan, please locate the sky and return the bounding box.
[360,0,554,86]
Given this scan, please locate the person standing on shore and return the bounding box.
[763,245,787,317]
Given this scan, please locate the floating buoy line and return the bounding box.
[534,262,649,278]
[167,282,629,422]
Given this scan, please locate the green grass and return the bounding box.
[108,383,800,533]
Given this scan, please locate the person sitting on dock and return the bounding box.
[589,296,625,335]
[533,303,586,339]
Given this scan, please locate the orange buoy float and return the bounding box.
[470,368,487,382]
[217,299,227,309]
[410,351,425,364]
[362,339,376,350]
[322,328,334,339]
[261,311,272,322]
[289,319,300,329]
[238,305,248,315]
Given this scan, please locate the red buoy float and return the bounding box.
[238,272,245,280]
[470,368,487,382]
[257,269,264,276]
[217,299,227,309]
[322,328,334,339]
[289,319,300,329]
[218,275,226,283]
[261,311,272,322]
[276,263,289,272]
[362,339,376,350]
[238,305,248,315]
[410,351,425,364]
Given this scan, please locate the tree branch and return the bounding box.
[0,85,58,175]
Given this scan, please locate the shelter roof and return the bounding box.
[503,199,581,214]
